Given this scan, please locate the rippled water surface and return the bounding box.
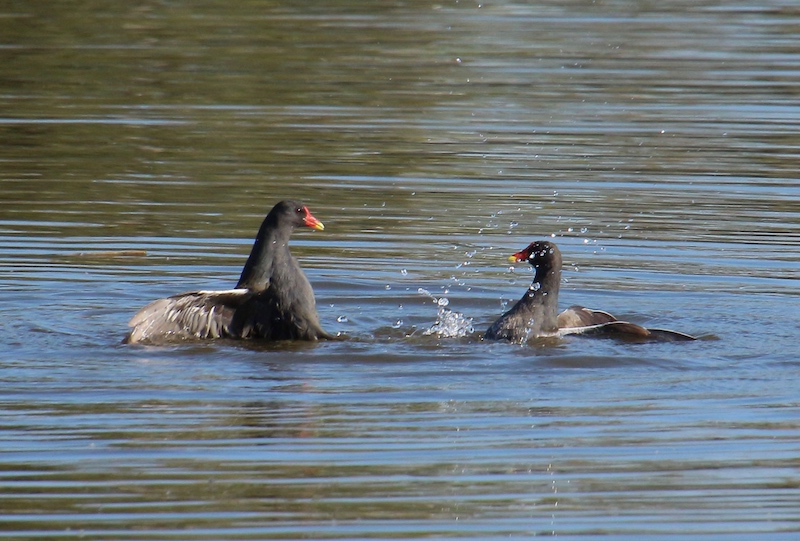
[2,1,800,539]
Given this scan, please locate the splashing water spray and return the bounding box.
[418,288,474,338]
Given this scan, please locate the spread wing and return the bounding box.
[558,320,652,339]
[557,305,696,341]
[125,289,252,344]
[557,305,618,328]
[641,328,697,342]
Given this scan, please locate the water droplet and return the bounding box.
[392,319,403,328]
[336,315,348,323]
[385,284,392,290]
[437,297,450,307]
[529,282,541,291]
[400,269,408,276]
[580,227,588,234]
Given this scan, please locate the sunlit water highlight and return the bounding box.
[1,1,800,539]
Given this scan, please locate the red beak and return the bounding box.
[508,249,526,263]
[302,207,325,231]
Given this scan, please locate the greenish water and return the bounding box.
[1,1,799,539]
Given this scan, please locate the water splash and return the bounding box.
[418,288,474,338]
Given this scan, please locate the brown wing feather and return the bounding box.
[559,320,650,339]
[557,305,618,328]
[559,320,697,341]
[644,328,697,342]
[557,306,697,341]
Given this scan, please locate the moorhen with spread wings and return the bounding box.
[125,200,333,344]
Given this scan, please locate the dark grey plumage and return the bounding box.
[125,200,332,344]
[484,240,696,343]
[485,241,563,341]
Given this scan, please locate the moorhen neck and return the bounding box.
[484,241,563,341]
[484,240,697,343]
[125,199,333,344]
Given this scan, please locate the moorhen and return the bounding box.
[125,200,333,344]
[484,240,696,343]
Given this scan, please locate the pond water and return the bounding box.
[1,1,799,539]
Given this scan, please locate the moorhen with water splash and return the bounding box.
[484,240,696,343]
[125,200,334,344]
